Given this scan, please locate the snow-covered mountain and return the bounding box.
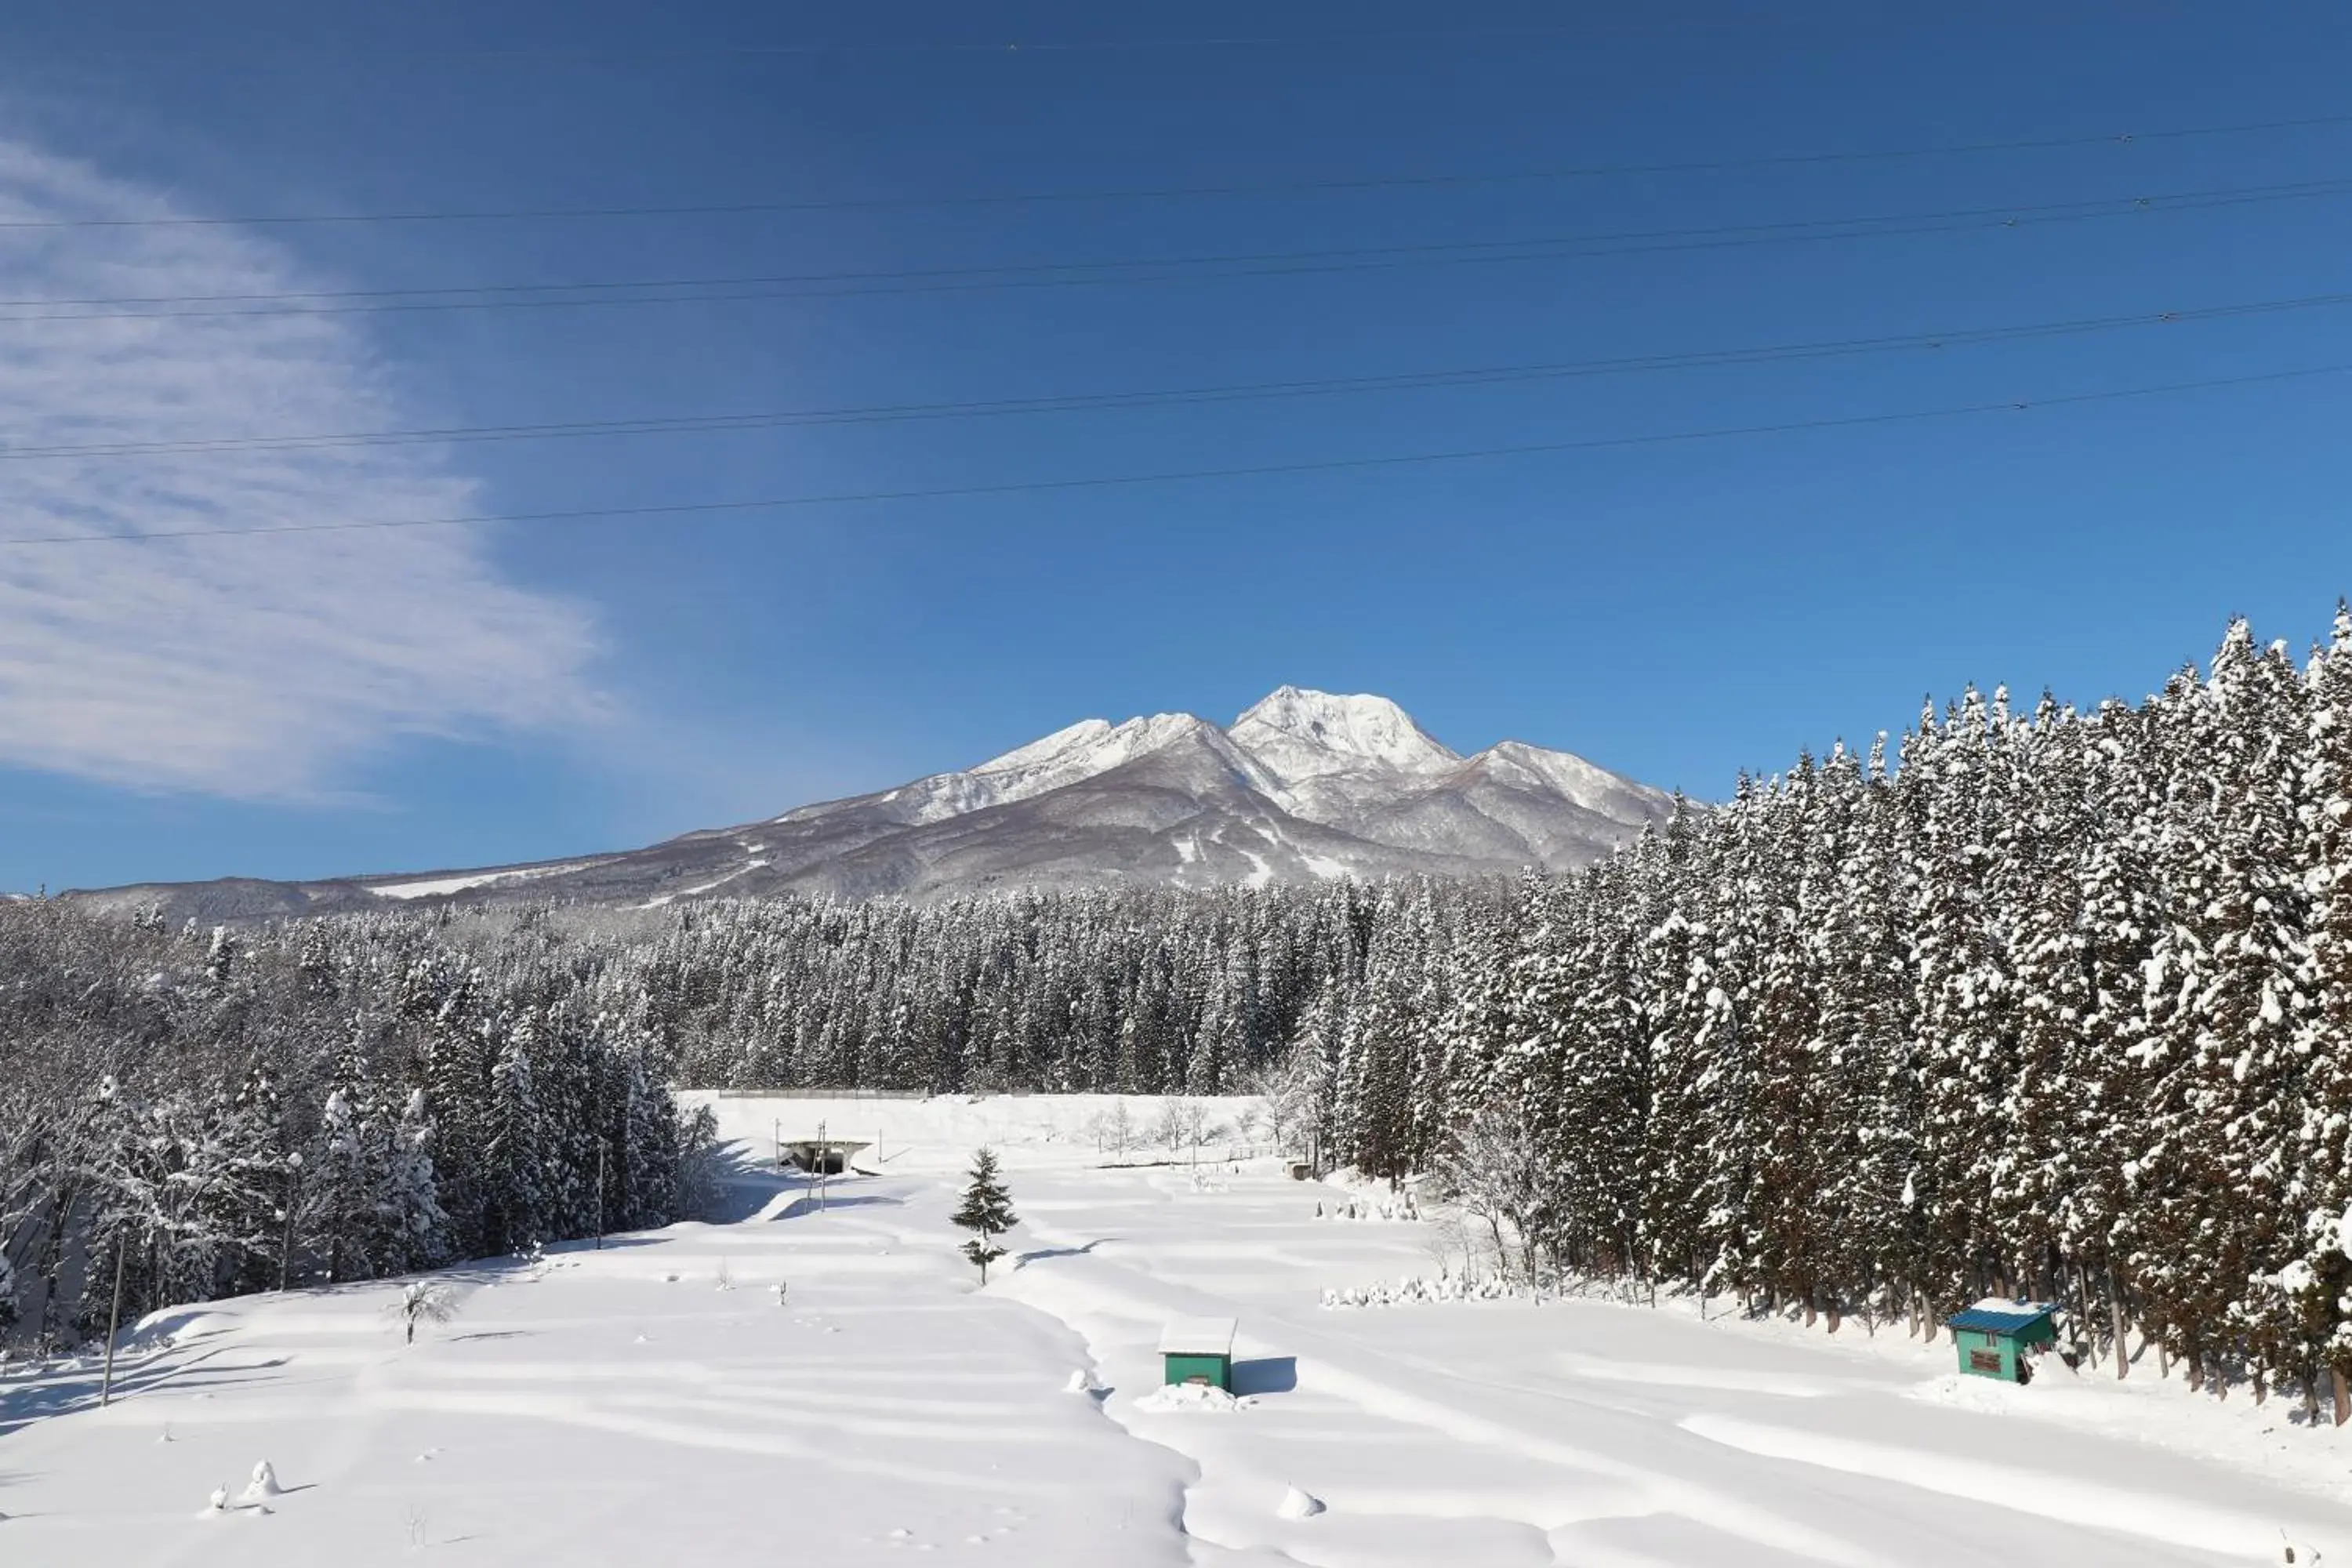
[68,688,1678,918]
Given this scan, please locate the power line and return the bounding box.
[8,361,2342,550]
[5,112,2346,233]
[9,176,2348,325]
[0,16,1903,64]
[8,286,2350,463]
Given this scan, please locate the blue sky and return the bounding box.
[4,1,2352,891]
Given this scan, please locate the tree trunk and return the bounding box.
[2332,1366,2348,1428]
[31,1180,80,1350]
[2107,1265,2129,1380]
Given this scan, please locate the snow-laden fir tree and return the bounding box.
[950,1148,1018,1284]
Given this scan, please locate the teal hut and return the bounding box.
[1160,1317,1236,1391]
[1944,1299,2058,1382]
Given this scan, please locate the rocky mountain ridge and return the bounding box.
[65,687,1679,920]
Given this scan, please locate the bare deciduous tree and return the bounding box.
[396,1280,456,1345]
[1440,1107,1548,1290]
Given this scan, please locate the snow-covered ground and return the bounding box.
[5,1092,2349,1565]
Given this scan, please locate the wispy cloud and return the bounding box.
[0,134,601,800]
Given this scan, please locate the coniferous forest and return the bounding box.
[0,908,713,1352]
[8,609,2352,1417]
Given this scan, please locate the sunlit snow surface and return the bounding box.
[5,1093,2347,1566]
[362,861,592,899]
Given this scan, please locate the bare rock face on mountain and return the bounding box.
[67,688,1679,918]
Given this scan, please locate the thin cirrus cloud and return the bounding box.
[0,132,603,801]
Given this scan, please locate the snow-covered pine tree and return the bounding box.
[483,1013,549,1258]
[2289,604,2352,1417]
[1987,695,2089,1316]
[2069,695,2166,1374]
[309,1039,395,1284]
[1780,742,1883,1329]
[950,1147,1018,1283]
[1746,757,1834,1321]
[386,1087,451,1273]
[1907,689,2019,1312]
[2192,627,2318,1392]
[2134,628,2315,1386]
[1635,800,1716,1293]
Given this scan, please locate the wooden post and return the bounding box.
[278,1153,302,1293]
[98,1240,127,1407]
[595,1139,606,1250]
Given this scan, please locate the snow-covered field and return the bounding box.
[5,1092,2350,1565]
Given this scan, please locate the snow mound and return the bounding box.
[240,1460,282,1501]
[1134,1382,1258,1413]
[1312,1194,1420,1222]
[1278,1484,1327,1519]
[1323,1272,1518,1309]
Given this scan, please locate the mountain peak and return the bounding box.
[1229,687,1457,782]
[67,682,1675,915]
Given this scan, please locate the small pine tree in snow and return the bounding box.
[950,1147,1018,1284]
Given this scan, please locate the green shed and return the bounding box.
[1160,1317,1236,1391]
[1944,1299,2059,1383]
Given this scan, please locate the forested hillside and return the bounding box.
[1312,609,2352,1414]
[9,608,2352,1417]
[0,906,711,1352]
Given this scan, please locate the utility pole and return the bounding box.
[98,1240,127,1406]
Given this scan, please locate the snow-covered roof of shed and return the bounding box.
[1944,1298,2058,1335]
[1158,1317,1236,1356]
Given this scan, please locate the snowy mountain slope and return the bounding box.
[781,712,1290,831]
[64,688,1677,917]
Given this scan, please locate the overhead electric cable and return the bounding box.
[4,111,2346,232]
[6,361,2342,549]
[0,18,1970,63]
[5,175,2347,325]
[5,286,2348,463]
